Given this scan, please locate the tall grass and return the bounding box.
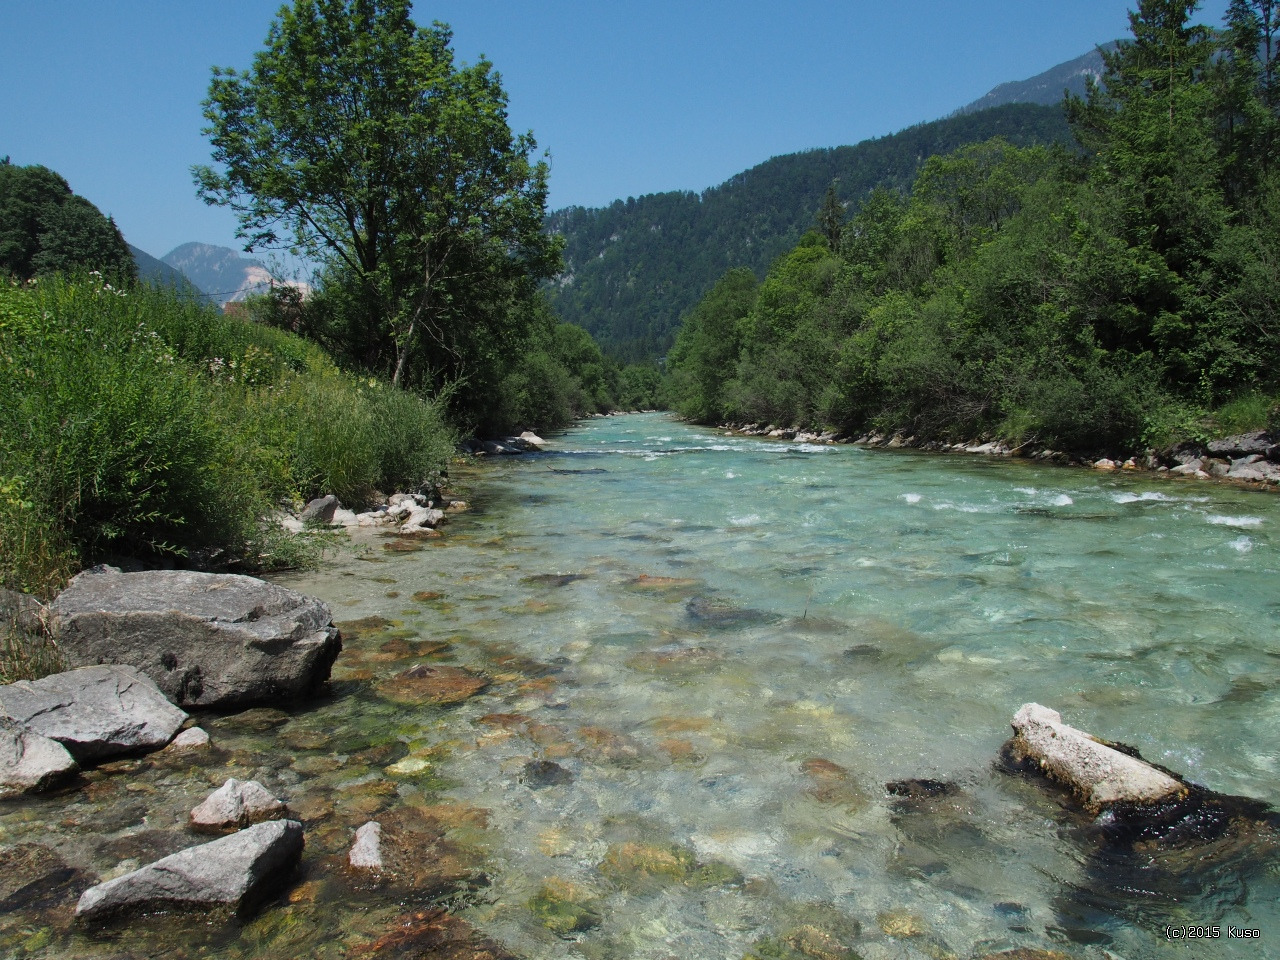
[0,275,452,598]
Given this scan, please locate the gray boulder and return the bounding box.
[299,494,339,524]
[76,819,304,922]
[0,715,79,797]
[50,568,342,709]
[0,665,186,762]
[1206,430,1277,459]
[190,778,288,833]
[1004,703,1185,811]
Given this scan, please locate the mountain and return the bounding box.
[957,43,1117,114]
[160,242,281,307]
[545,102,1072,362]
[128,243,202,296]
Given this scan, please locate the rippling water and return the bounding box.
[4,413,1278,959]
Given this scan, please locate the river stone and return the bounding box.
[163,726,211,754]
[0,665,186,762]
[1005,703,1185,811]
[190,778,288,833]
[348,820,384,869]
[75,819,304,922]
[300,494,339,523]
[0,715,78,797]
[50,567,342,708]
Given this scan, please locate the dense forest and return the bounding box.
[665,0,1280,456]
[546,103,1073,362]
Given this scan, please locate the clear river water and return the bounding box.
[2,412,1278,960]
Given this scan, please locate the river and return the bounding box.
[3,412,1277,959]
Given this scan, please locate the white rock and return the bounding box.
[1008,703,1185,810]
[348,821,383,869]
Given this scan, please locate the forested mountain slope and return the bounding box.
[545,103,1072,362]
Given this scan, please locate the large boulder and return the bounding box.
[76,819,304,922]
[0,715,79,797]
[1002,703,1186,812]
[0,665,186,762]
[50,568,342,708]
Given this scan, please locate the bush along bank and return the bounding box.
[0,274,454,601]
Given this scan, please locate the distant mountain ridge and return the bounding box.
[957,42,1117,114]
[160,242,284,306]
[128,244,199,295]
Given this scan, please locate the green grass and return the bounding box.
[0,274,452,598]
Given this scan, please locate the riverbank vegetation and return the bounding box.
[666,0,1280,455]
[0,274,454,596]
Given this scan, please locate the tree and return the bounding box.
[0,160,135,283]
[815,180,845,249]
[194,0,562,405]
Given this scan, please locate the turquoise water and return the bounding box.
[3,412,1277,959]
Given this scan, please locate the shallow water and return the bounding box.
[3,412,1278,959]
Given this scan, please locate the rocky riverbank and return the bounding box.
[719,421,1280,490]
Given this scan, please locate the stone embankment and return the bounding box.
[721,421,1280,489]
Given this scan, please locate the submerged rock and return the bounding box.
[190,778,288,833]
[1002,703,1185,811]
[528,877,601,935]
[377,664,490,706]
[0,664,186,762]
[75,819,304,922]
[50,567,342,709]
[348,821,384,870]
[521,758,573,788]
[0,716,78,797]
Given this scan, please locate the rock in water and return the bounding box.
[190,778,288,833]
[76,819,304,922]
[0,715,78,797]
[1003,703,1185,811]
[348,821,384,870]
[50,568,342,708]
[0,665,186,762]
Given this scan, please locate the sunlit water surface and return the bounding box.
[3,413,1277,959]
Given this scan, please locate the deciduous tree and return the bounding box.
[194,0,562,409]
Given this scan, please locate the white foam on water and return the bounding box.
[730,514,762,526]
[1051,494,1074,506]
[1015,487,1037,495]
[1229,536,1254,553]
[725,471,736,479]
[1207,515,1264,528]
[901,493,922,504]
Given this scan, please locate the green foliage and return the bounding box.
[0,160,136,283]
[665,1,1280,454]
[547,103,1074,362]
[195,0,562,426]
[0,275,452,596]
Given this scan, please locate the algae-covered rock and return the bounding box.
[599,840,740,893]
[528,877,601,934]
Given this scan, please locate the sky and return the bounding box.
[1,0,1232,265]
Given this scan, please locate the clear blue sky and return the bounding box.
[1,0,1231,262]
